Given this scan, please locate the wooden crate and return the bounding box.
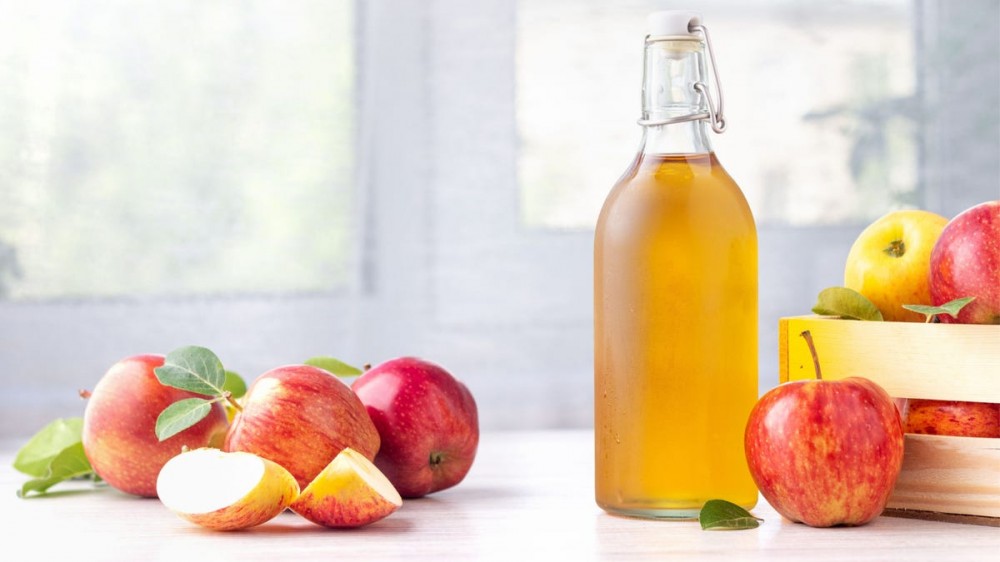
[778,315,1000,526]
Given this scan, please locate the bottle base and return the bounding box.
[600,505,701,521]
[597,495,758,521]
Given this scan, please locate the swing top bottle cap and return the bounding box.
[646,11,702,38]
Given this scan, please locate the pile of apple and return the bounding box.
[81,354,479,531]
[840,199,1000,438]
[843,200,999,325]
[742,200,998,529]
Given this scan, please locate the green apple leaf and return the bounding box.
[304,356,363,378]
[13,417,84,477]
[155,345,227,396]
[17,442,95,498]
[699,499,763,530]
[811,287,884,321]
[902,296,975,323]
[223,369,247,399]
[155,398,214,441]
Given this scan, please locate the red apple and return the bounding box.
[930,200,1000,324]
[744,333,904,527]
[351,357,479,498]
[224,364,380,490]
[82,354,229,497]
[904,399,1000,438]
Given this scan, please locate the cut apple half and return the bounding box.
[291,447,402,528]
[156,448,299,531]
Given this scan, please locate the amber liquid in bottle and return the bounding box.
[595,150,758,517]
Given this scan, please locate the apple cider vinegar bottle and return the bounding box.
[595,11,758,518]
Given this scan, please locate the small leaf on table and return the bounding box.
[812,287,884,321]
[156,398,214,441]
[304,356,363,378]
[699,499,763,530]
[18,442,94,498]
[14,417,84,477]
[154,346,227,396]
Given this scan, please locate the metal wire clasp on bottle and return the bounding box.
[637,22,727,134]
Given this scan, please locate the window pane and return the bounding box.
[518,0,916,228]
[0,0,354,300]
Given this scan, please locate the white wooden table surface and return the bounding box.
[2,430,997,561]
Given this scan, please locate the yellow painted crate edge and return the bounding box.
[778,315,1000,403]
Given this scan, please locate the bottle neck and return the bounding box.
[640,38,712,155]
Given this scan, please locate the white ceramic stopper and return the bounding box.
[646,10,701,37]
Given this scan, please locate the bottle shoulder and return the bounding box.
[601,152,751,206]
[596,152,756,235]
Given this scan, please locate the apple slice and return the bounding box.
[291,447,402,528]
[156,448,299,531]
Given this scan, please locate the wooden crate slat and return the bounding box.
[779,316,1000,403]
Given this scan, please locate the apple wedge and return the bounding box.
[156,448,299,531]
[291,447,402,528]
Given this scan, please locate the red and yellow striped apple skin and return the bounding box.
[225,364,380,490]
[744,377,904,527]
[82,354,229,498]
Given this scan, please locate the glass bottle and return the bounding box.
[594,11,758,519]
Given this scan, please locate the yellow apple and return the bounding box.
[291,447,402,528]
[844,210,948,322]
[156,448,299,531]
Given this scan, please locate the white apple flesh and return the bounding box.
[156,448,299,531]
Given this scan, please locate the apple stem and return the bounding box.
[223,391,243,412]
[882,239,906,258]
[800,330,823,381]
